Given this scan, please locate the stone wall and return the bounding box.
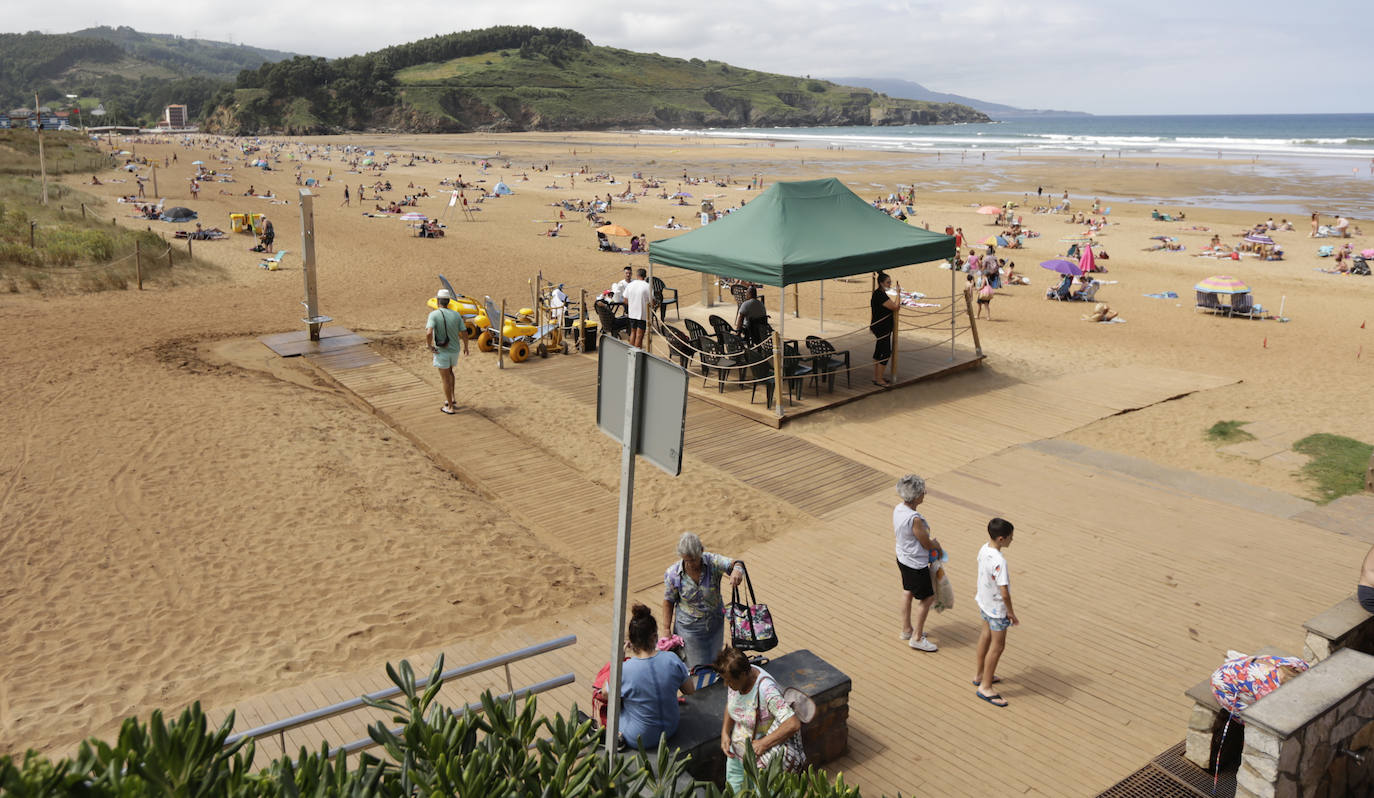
[1236,648,1374,798]
[1303,597,1374,665]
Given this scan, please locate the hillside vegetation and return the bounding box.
[0,27,299,125]
[207,26,989,134]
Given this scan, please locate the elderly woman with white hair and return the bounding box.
[662,532,744,670]
[894,474,943,652]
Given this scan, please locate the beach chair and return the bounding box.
[698,338,740,393]
[1228,293,1258,319]
[1195,291,1222,314]
[663,325,694,370]
[258,250,287,270]
[783,339,818,398]
[708,314,734,350]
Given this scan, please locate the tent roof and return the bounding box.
[648,178,955,287]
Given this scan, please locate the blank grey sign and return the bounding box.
[597,336,687,476]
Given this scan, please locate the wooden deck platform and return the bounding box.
[648,303,985,427]
[201,331,1341,796]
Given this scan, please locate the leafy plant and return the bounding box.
[1206,420,1254,443]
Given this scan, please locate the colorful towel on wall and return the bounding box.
[1210,652,1309,717]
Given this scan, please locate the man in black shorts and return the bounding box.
[1360,545,1374,614]
[871,272,899,387]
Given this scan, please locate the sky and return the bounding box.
[10,0,1373,115]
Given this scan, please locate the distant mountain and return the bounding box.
[0,27,303,125]
[71,26,303,79]
[827,77,1089,119]
[206,26,992,134]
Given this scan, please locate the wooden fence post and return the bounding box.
[186,238,192,258]
[498,299,506,369]
[963,289,983,357]
[134,241,143,290]
[579,289,587,353]
[772,329,784,418]
[166,246,173,270]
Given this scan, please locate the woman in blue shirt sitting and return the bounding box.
[619,603,696,750]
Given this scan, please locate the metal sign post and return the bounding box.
[596,336,686,769]
[298,189,331,340]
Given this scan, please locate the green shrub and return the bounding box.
[1206,420,1254,443]
[42,228,116,265]
[0,657,867,797]
[1293,433,1374,503]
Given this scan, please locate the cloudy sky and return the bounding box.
[12,0,1372,115]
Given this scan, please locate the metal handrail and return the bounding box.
[328,673,577,757]
[224,634,577,749]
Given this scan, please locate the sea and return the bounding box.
[640,114,1374,216]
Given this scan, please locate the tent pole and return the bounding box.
[793,283,799,318]
[889,286,901,383]
[819,281,825,332]
[703,272,712,308]
[951,258,957,362]
[645,260,654,353]
[772,328,784,421]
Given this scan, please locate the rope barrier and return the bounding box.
[7,243,173,275]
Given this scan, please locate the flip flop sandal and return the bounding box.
[976,691,1008,708]
[971,677,1003,686]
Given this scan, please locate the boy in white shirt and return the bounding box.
[974,517,1017,707]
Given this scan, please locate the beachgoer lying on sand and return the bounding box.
[1002,261,1029,286]
[542,223,563,237]
[1082,302,1118,322]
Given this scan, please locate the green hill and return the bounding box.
[207,26,989,134]
[0,27,302,125]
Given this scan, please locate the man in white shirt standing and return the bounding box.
[974,517,1017,708]
[623,268,653,349]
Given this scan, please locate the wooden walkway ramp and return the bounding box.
[294,340,669,593]
[207,440,1366,796]
[510,352,894,519]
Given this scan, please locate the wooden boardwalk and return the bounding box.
[293,339,670,594]
[204,332,1326,795]
[206,440,1366,796]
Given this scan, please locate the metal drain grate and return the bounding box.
[1097,767,1203,798]
[1153,741,1237,797]
[1096,741,1238,798]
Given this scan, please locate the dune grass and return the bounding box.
[1206,420,1255,443]
[1293,434,1374,504]
[0,175,219,294]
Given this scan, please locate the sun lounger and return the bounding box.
[1195,291,1223,314]
[258,250,287,270]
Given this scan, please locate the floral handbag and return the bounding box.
[728,563,778,652]
[754,672,807,773]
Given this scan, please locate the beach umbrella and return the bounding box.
[1363,249,1374,258]
[1079,244,1097,274]
[1244,234,1276,245]
[976,205,1000,214]
[996,235,1009,246]
[119,150,131,155]
[981,235,998,246]
[1195,275,1250,294]
[362,158,375,166]
[160,206,197,222]
[1040,259,1082,276]
[673,191,693,198]
[598,224,633,237]
[1150,235,1177,241]
[400,213,427,221]
[1060,234,1093,244]
[191,160,204,165]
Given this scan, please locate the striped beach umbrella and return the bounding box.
[400,212,427,221]
[1244,234,1276,245]
[1195,275,1250,294]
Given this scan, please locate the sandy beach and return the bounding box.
[1,129,1370,761]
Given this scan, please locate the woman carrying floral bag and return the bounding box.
[715,647,805,791]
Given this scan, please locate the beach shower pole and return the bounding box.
[298,189,329,341]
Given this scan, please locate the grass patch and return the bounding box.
[1293,433,1374,504]
[1207,420,1255,443]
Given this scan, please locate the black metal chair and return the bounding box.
[806,335,851,390]
[651,276,679,321]
[729,283,752,308]
[663,325,694,369]
[594,300,629,340]
[698,338,739,393]
[783,339,818,398]
[747,344,777,409]
[708,314,734,350]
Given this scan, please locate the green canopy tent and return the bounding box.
[647,178,958,417]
